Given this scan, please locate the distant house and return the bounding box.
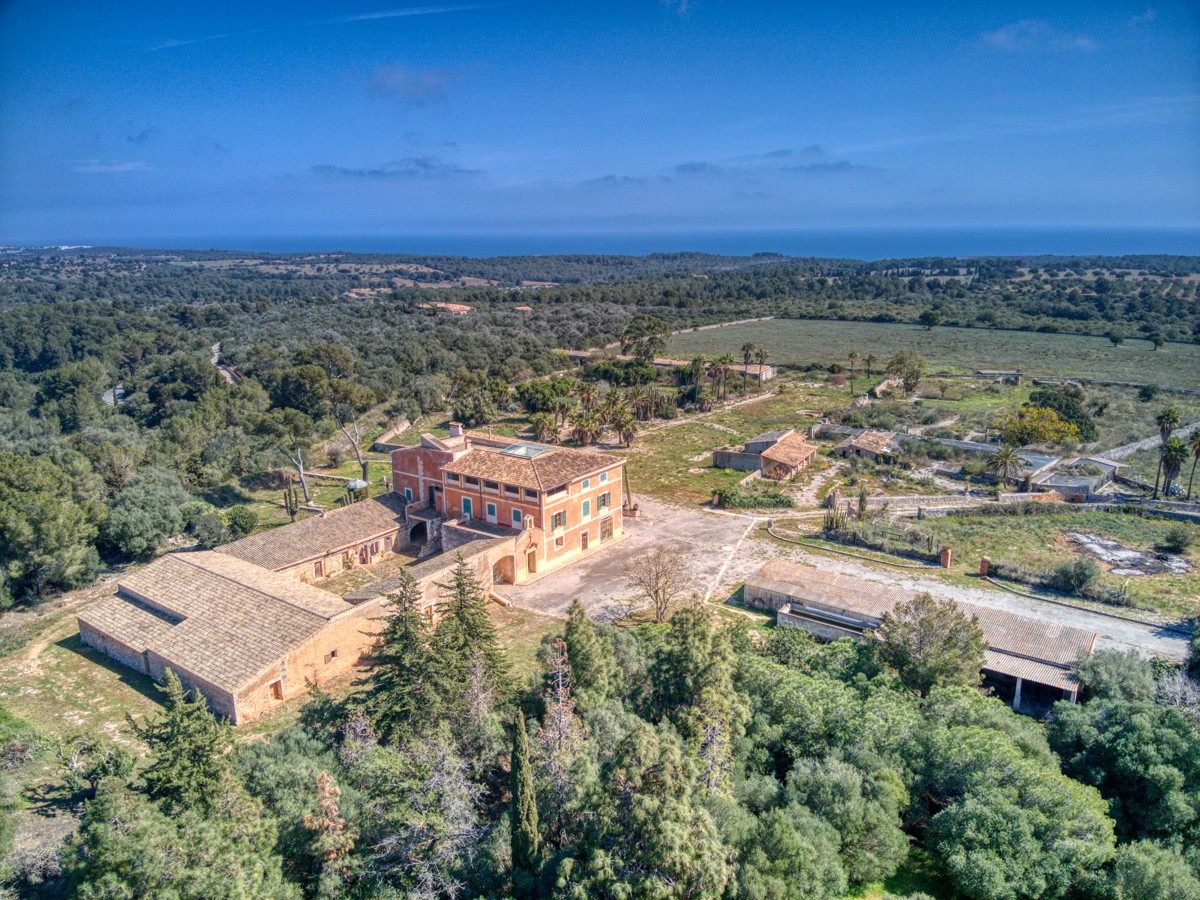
[834,430,899,462]
[78,552,387,724]
[712,429,817,480]
[1031,456,1123,501]
[743,560,1096,708]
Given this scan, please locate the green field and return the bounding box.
[669,319,1200,389]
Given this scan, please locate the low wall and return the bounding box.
[713,450,762,472]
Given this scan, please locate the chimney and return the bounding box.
[448,422,464,438]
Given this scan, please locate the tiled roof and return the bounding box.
[216,495,406,571]
[80,552,355,694]
[442,445,621,491]
[747,560,1095,687]
[846,430,897,455]
[760,433,818,468]
[749,430,792,445]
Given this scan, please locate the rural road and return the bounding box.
[505,497,1192,661]
[1097,421,1200,460]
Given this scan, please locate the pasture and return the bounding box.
[668,319,1200,389]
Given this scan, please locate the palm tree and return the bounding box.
[615,411,638,448]
[754,348,769,393]
[577,382,598,416]
[1161,437,1189,498]
[529,412,556,443]
[714,353,737,401]
[1153,406,1181,498]
[985,444,1024,486]
[1187,431,1200,500]
[741,343,756,396]
[864,353,877,379]
[848,351,860,395]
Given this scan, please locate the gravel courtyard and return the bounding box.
[503,498,1192,660]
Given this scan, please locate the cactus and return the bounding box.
[284,482,300,522]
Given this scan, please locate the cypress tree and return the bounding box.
[127,668,231,814]
[563,599,617,711]
[510,710,540,897]
[434,553,509,687]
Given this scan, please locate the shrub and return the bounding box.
[1161,525,1193,554]
[225,506,258,540]
[1050,558,1101,594]
[715,485,793,509]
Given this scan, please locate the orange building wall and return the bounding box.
[391,445,455,512]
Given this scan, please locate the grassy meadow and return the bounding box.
[669,319,1200,389]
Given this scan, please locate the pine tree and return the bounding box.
[360,570,440,740]
[510,710,541,897]
[536,639,586,849]
[563,599,617,712]
[303,771,358,899]
[127,668,232,814]
[433,553,509,688]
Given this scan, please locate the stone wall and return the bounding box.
[712,450,762,472]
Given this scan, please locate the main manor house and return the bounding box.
[79,426,626,724]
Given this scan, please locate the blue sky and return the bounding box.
[1,1,1198,247]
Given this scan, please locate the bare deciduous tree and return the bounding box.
[624,546,692,623]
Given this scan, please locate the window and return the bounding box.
[446,473,460,484]
[552,511,566,530]
[582,478,590,489]
[486,502,497,521]
[554,536,565,548]
[324,648,339,664]
[404,487,414,500]
[547,484,566,497]
[462,497,473,518]
[524,488,539,500]
[600,471,608,483]
[581,499,591,519]
[598,491,611,509]
[504,484,519,496]
[601,515,614,542]
[269,680,283,701]
[484,480,499,492]
[512,509,524,529]
[464,476,479,486]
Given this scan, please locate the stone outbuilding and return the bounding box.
[215,494,408,582]
[77,552,388,724]
[743,560,1096,709]
[834,430,899,462]
[712,429,818,480]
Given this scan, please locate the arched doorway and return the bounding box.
[492,556,516,585]
[408,521,428,547]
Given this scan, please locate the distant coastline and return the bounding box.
[6,227,1198,260]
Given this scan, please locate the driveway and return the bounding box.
[504,498,1192,661]
[504,497,758,620]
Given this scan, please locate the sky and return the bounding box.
[1,1,1198,249]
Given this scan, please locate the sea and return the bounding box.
[19,227,1200,260]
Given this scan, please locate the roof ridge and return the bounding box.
[175,553,346,621]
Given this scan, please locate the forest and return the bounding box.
[0,249,1199,897]
[1,248,1199,609]
[4,559,1199,899]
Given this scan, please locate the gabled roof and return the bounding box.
[79,552,355,695]
[843,430,898,455]
[215,495,406,571]
[442,444,621,491]
[748,430,792,446]
[760,433,818,468]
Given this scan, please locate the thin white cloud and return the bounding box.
[73,160,146,174]
[337,4,495,22]
[369,64,459,104]
[982,19,1098,52]
[1128,8,1156,27]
